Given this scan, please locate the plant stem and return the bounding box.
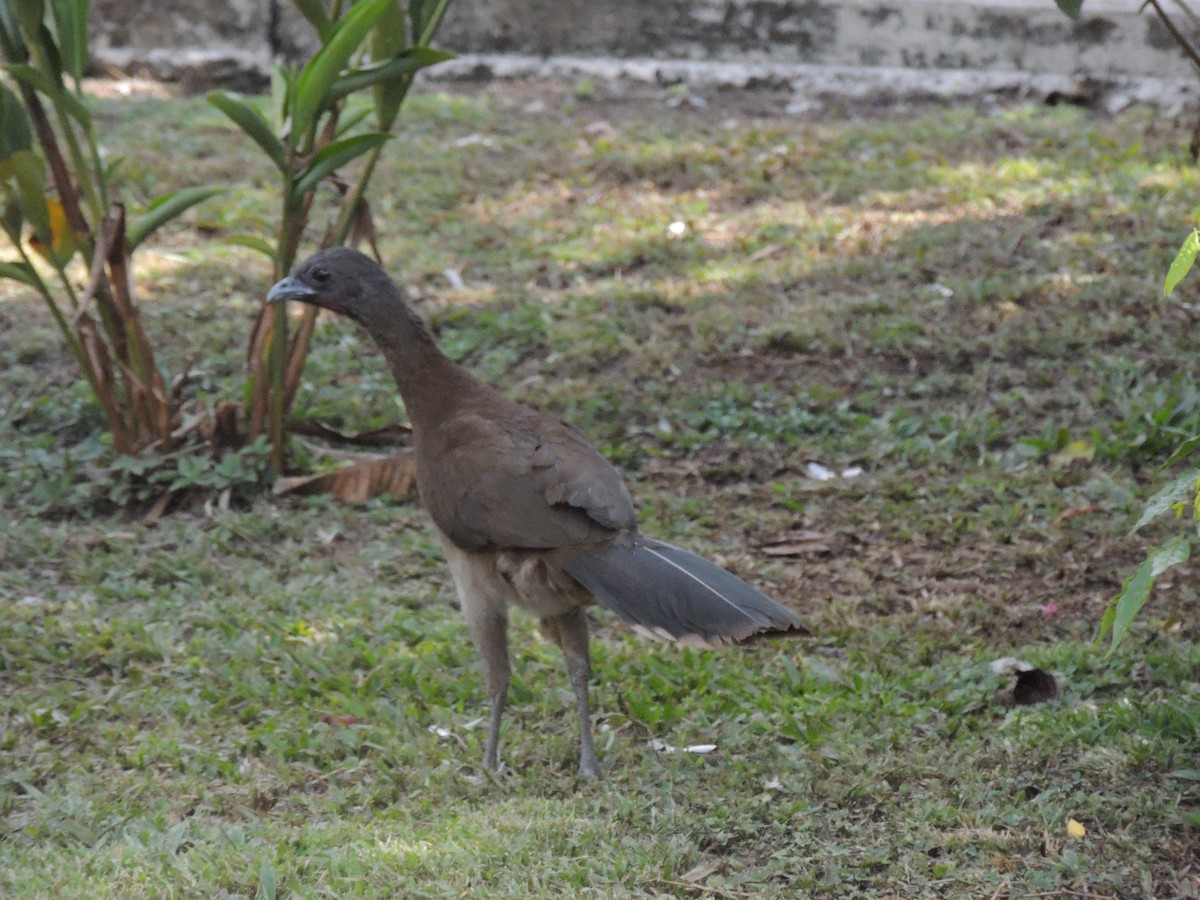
[1148,0,1200,76]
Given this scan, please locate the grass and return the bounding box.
[2,79,1199,896]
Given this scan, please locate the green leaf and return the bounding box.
[411,0,455,46]
[57,78,89,127]
[258,856,277,900]
[224,233,277,259]
[1161,433,1200,472]
[0,147,50,243]
[49,0,87,80]
[127,186,223,250]
[207,91,286,171]
[10,0,44,46]
[1131,468,1200,533]
[291,132,390,201]
[1164,229,1200,296]
[289,0,333,41]
[5,61,51,93]
[0,259,37,285]
[1,188,23,242]
[291,0,392,141]
[327,47,454,106]
[4,59,87,126]
[0,0,29,62]
[0,80,33,158]
[1096,535,1190,653]
[371,0,407,128]
[1055,0,1084,19]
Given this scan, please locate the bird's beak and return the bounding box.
[267,276,315,304]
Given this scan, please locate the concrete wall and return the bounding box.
[88,0,1193,88]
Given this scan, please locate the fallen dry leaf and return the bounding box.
[274,452,416,503]
[758,529,839,557]
[680,858,722,884]
[319,714,359,727]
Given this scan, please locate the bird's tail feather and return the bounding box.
[562,536,805,645]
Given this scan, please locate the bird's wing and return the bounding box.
[418,410,635,552]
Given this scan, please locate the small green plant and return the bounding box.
[1053,0,1200,652]
[208,0,454,472]
[1094,232,1200,652]
[0,0,219,457]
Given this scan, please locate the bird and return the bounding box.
[268,247,805,778]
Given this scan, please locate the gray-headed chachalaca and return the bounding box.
[269,248,805,777]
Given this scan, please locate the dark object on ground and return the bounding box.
[269,248,806,778]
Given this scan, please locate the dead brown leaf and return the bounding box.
[274,452,417,503]
[680,857,722,884]
[319,714,360,727]
[757,529,839,557]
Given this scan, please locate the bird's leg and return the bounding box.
[462,596,511,773]
[543,607,599,779]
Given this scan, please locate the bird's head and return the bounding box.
[267,247,396,326]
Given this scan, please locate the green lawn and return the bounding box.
[1,79,1198,896]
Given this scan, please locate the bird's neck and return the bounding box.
[366,300,479,434]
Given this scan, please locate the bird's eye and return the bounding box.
[311,267,331,285]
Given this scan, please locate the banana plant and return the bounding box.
[0,0,220,456]
[208,0,455,472]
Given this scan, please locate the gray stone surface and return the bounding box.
[88,0,1197,102]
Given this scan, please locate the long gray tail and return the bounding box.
[562,535,806,645]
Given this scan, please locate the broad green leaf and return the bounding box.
[258,857,277,900]
[0,80,33,158]
[36,20,65,84]
[371,0,407,128]
[1164,229,1200,296]
[35,195,77,262]
[0,258,37,285]
[326,47,453,106]
[1096,535,1190,653]
[0,148,50,243]
[1,188,22,241]
[291,132,390,200]
[1131,468,1200,533]
[224,233,277,259]
[10,0,44,46]
[56,75,89,127]
[0,0,28,62]
[290,0,333,41]
[292,0,392,141]
[411,0,454,46]
[49,0,87,80]
[1055,0,1084,19]
[5,61,51,93]
[1162,433,1200,471]
[127,186,223,250]
[207,91,286,171]
[4,60,87,126]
